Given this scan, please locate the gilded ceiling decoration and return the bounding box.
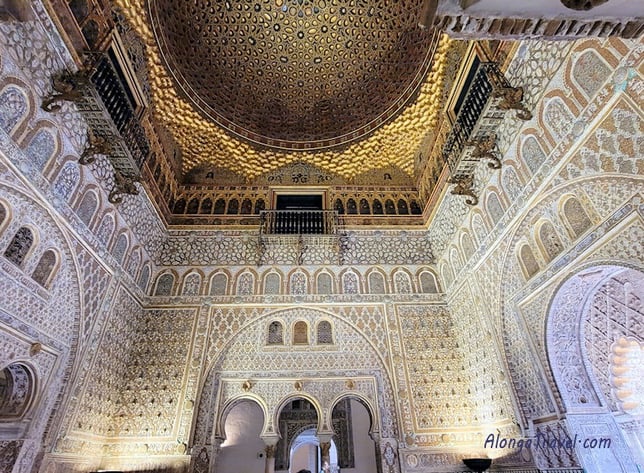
[150,0,437,151]
[116,0,455,182]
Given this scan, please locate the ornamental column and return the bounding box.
[261,436,279,473]
[317,432,334,473]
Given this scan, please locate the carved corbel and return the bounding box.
[447,175,478,206]
[467,134,501,169]
[41,70,91,112]
[108,170,140,204]
[79,131,111,165]
[492,85,532,121]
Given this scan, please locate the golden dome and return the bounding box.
[149,0,437,151]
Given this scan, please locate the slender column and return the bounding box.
[317,432,334,473]
[261,436,279,473]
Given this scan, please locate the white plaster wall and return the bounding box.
[291,443,316,472]
[218,401,266,473]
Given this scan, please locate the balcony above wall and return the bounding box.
[442,61,531,205]
[258,210,341,266]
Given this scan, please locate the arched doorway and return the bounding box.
[217,398,266,473]
[275,397,320,472]
[546,264,643,473]
[330,396,378,473]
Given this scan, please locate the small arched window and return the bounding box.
[25,128,57,170]
[214,198,226,214]
[154,273,175,296]
[342,271,359,294]
[0,85,28,135]
[561,197,593,239]
[384,199,396,215]
[334,199,345,214]
[227,199,239,214]
[372,199,383,214]
[518,243,540,280]
[210,272,228,295]
[53,162,80,201]
[0,363,35,419]
[236,272,254,295]
[187,197,200,214]
[394,270,412,294]
[419,271,439,293]
[4,227,34,267]
[290,271,308,295]
[112,233,128,265]
[31,249,58,288]
[264,272,281,295]
[368,271,386,294]
[316,272,333,294]
[138,264,151,291]
[182,272,202,296]
[293,321,308,345]
[96,214,114,246]
[346,198,357,215]
[241,199,253,214]
[317,321,333,345]
[486,192,505,226]
[267,321,284,345]
[254,199,266,214]
[173,198,186,214]
[68,0,89,23]
[359,198,370,214]
[76,191,98,227]
[200,198,213,214]
[397,199,409,215]
[538,222,564,263]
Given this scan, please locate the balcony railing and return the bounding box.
[42,38,150,203]
[442,61,531,205]
[260,210,338,236]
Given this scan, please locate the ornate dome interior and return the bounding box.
[120,0,453,185]
[151,0,436,151]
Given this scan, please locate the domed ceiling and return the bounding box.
[116,0,455,183]
[150,0,436,151]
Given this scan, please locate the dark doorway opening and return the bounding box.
[276,194,323,210]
